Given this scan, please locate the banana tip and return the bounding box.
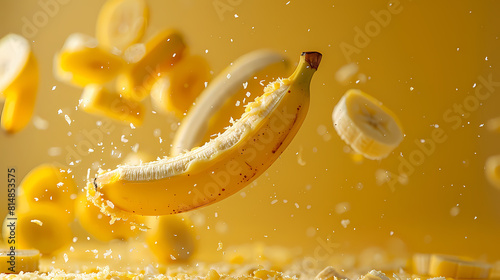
[302,51,322,70]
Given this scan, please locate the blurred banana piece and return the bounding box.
[429,254,491,279]
[360,270,390,280]
[171,49,288,156]
[80,84,144,126]
[0,33,39,133]
[485,154,500,190]
[150,55,211,119]
[75,192,145,242]
[116,29,187,101]
[145,215,196,263]
[332,89,403,160]
[96,0,148,51]
[54,33,125,87]
[2,204,72,255]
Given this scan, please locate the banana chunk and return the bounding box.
[360,270,390,280]
[429,254,491,279]
[54,33,125,87]
[116,29,187,101]
[80,84,144,126]
[0,249,39,274]
[412,253,432,275]
[0,33,39,133]
[145,215,196,263]
[96,0,148,51]
[150,55,211,119]
[88,52,321,217]
[332,89,403,160]
[485,154,500,190]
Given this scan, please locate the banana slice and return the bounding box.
[87,52,321,218]
[429,254,491,279]
[332,89,403,160]
[75,192,145,242]
[18,164,77,221]
[0,249,39,273]
[485,154,500,190]
[80,84,144,126]
[2,204,72,255]
[171,49,288,156]
[0,33,39,133]
[116,29,187,101]
[150,55,211,119]
[96,0,148,52]
[54,33,125,87]
[412,253,431,275]
[145,215,196,263]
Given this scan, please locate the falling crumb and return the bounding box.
[217,242,223,251]
[31,219,43,226]
[335,62,359,84]
[234,14,239,18]
[103,249,113,258]
[106,200,115,209]
[63,253,69,263]
[64,114,72,125]
[341,219,350,228]
[33,116,49,130]
[131,143,139,152]
[58,109,62,114]
[121,135,128,143]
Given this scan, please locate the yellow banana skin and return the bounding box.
[88,52,322,216]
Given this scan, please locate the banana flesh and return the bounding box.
[171,49,288,156]
[485,154,500,190]
[332,89,403,160]
[87,52,322,218]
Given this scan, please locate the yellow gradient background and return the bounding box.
[1,0,499,263]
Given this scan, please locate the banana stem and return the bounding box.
[288,51,322,84]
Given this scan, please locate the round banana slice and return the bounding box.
[332,89,403,160]
[18,164,77,221]
[2,204,72,255]
[96,0,148,51]
[75,192,145,242]
[54,33,125,87]
[171,49,288,156]
[429,254,491,279]
[485,154,500,189]
[145,215,196,263]
[0,249,39,273]
[150,55,211,119]
[0,33,39,133]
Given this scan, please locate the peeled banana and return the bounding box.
[171,49,288,156]
[0,33,39,133]
[332,89,403,160]
[96,0,148,52]
[87,51,322,218]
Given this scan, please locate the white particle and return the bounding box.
[121,135,128,143]
[227,73,231,79]
[64,115,72,125]
[52,86,57,90]
[235,100,240,106]
[31,219,43,226]
[234,14,239,18]
[130,123,136,129]
[485,56,488,61]
[63,253,69,263]
[243,82,248,89]
[205,49,208,54]
[410,86,414,91]
[58,109,62,114]
[341,219,350,228]
[271,199,278,205]
[295,203,299,208]
[131,143,139,152]
[33,116,49,130]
